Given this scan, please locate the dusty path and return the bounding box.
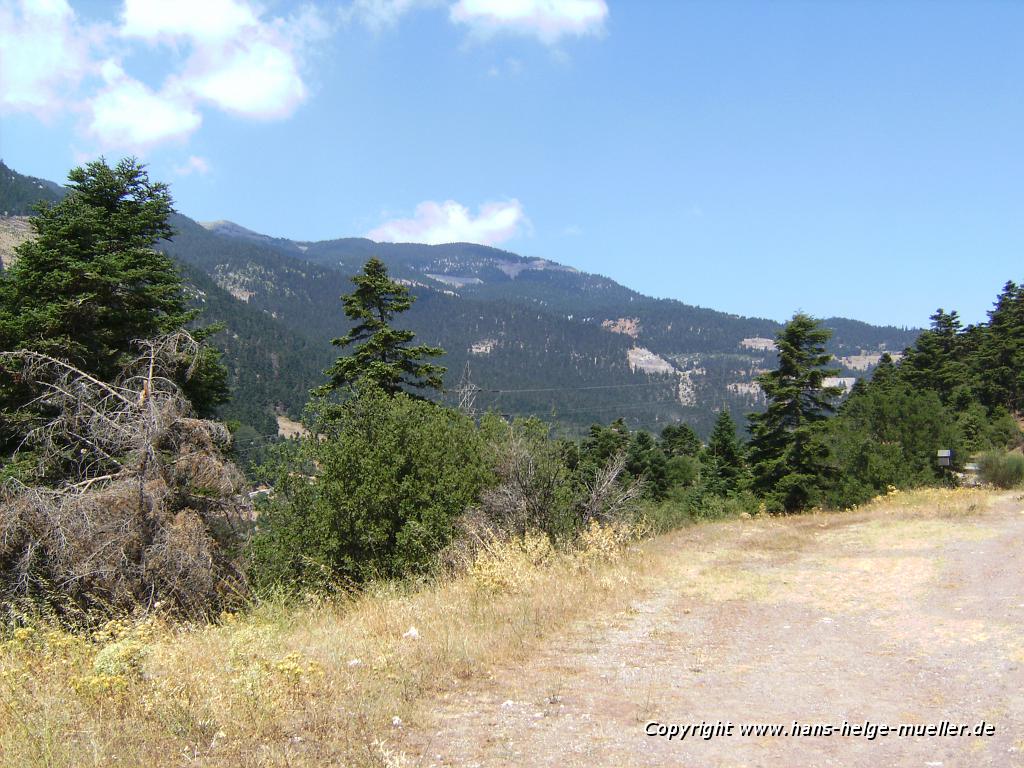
[402,492,1024,767]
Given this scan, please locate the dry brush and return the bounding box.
[0,333,250,623]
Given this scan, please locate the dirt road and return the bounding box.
[403,492,1024,767]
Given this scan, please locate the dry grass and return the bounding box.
[0,487,1006,767]
[0,523,652,768]
[671,486,1005,613]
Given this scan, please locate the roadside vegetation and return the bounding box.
[0,485,999,768]
[1,159,1022,764]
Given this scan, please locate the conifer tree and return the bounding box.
[625,430,669,498]
[747,313,841,512]
[704,409,746,494]
[581,418,632,466]
[898,309,973,405]
[660,422,701,457]
[978,281,1024,414]
[0,158,227,432]
[316,257,445,397]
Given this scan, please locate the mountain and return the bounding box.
[182,220,918,434]
[0,163,920,445]
[0,161,65,216]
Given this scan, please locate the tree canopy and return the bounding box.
[0,158,227,444]
[748,313,842,512]
[316,257,445,398]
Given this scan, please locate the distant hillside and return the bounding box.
[190,219,919,435]
[2,165,921,443]
[0,162,65,216]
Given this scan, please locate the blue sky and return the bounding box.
[1,0,1022,328]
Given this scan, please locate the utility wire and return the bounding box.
[511,400,682,417]
[478,381,674,395]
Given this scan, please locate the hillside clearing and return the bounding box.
[2,488,1022,767]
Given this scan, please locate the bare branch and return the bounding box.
[0,333,251,623]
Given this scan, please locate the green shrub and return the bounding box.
[472,414,645,544]
[639,486,758,533]
[977,450,1024,489]
[665,455,698,488]
[252,388,490,590]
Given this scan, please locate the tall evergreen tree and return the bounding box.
[626,430,670,498]
[581,418,631,464]
[703,409,746,494]
[316,257,445,397]
[898,309,974,406]
[0,158,227,428]
[978,281,1024,414]
[747,313,842,512]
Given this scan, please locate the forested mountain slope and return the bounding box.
[0,161,65,216]
[194,219,918,433]
[0,162,919,440]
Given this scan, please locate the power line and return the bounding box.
[455,361,480,416]
[511,399,683,417]
[471,381,676,395]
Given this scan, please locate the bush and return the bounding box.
[0,336,250,625]
[824,381,962,509]
[252,388,490,589]
[473,415,579,540]
[639,486,759,533]
[978,450,1024,489]
[469,415,644,543]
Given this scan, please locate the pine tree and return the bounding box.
[0,158,227,430]
[582,418,632,466]
[660,422,701,457]
[625,430,669,498]
[898,309,973,405]
[316,257,445,397]
[978,281,1024,414]
[747,313,842,512]
[704,409,746,494]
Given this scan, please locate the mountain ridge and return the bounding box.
[0,163,921,441]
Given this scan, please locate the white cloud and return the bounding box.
[174,155,211,176]
[368,199,528,245]
[450,0,608,44]
[0,0,94,115]
[182,41,307,119]
[86,62,201,150]
[345,0,608,43]
[2,0,319,150]
[121,0,257,43]
[123,0,317,121]
[344,0,443,29]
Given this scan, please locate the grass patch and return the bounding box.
[0,527,652,768]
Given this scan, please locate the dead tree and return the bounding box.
[0,333,250,623]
